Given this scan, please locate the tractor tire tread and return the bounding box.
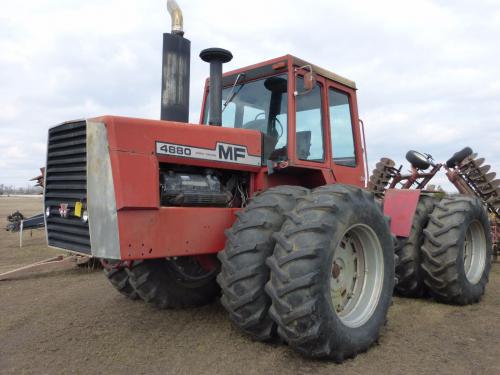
[394,196,436,297]
[421,195,492,305]
[217,185,308,341]
[265,184,394,361]
[104,266,140,300]
[127,259,219,309]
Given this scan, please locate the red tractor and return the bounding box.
[43,1,493,361]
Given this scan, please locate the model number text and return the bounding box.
[159,144,192,156]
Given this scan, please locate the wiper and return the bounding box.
[222,73,246,113]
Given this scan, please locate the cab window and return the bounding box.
[329,89,356,167]
[203,73,288,161]
[295,77,324,162]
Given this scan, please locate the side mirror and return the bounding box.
[294,65,317,96]
[303,71,317,91]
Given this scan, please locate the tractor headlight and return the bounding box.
[45,206,51,218]
[82,210,89,223]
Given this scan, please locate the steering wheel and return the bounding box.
[253,113,283,139]
[272,117,284,138]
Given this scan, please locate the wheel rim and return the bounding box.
[463,220,487,284]
[330,224,384,328]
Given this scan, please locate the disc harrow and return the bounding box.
[369,147,499,261]
[457,152,500,215]
[368,157,398,197]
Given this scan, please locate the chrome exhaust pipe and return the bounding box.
[167,0,184,36]
[161,0,190,122]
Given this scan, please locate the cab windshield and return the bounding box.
[203,73,288,161]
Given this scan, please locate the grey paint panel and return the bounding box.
[87,121,121,259]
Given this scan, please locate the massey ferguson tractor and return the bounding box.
[42,1,496,362]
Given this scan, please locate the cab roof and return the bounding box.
[221,54,356,90]
[290,55,356,90]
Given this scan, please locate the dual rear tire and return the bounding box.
[394,195,492,305]
[421,196,492,304]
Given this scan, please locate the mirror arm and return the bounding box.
[294,64,315,96]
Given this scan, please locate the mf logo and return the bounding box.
[59,203,69,218]
[218,144,246,161]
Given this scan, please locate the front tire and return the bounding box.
[265,184,394,361]
[217,186,308,341]
[421,195,492,305]
[127,257,219,309]
[102,260,139,300]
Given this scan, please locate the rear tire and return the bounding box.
[127,257,219,308]
[217,185,308,341]
[265,184,394,361]
[395,196,436,297]
[421,195,492,305]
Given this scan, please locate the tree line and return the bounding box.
[0,184,43,195]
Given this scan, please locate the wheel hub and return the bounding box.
[331,237,358,312]
[332,261,342,279]
[330,224,384,328]
[463,220,487,284]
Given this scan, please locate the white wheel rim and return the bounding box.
[330,224,385,328]
[463,220,487,284]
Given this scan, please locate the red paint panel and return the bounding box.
[118,207,238,259]
[383,189,421,237]
[110,151,159,209]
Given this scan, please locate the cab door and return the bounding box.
[325,82,366,187]
[289,70,331,173]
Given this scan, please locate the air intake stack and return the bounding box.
[161,0,190,122]
[200,48,233,126]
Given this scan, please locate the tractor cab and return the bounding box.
[200,55,367,187]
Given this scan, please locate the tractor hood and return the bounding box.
[88,115,262,213]
[86,115,261,259]
[93,115,262,168]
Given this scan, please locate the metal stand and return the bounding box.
[19,220,23,248]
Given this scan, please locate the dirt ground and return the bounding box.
[0,196,499,375]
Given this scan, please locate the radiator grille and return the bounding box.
[44,121,90,254]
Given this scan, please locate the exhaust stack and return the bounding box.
[200,48,233,126]
[167,0,184,36]
[161,0,190,122]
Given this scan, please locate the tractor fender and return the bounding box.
[383,189,421,237]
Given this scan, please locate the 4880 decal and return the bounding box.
[158,144,192,156]
[155,141,261,166]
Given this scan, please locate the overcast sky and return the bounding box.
[1,0,499,189]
